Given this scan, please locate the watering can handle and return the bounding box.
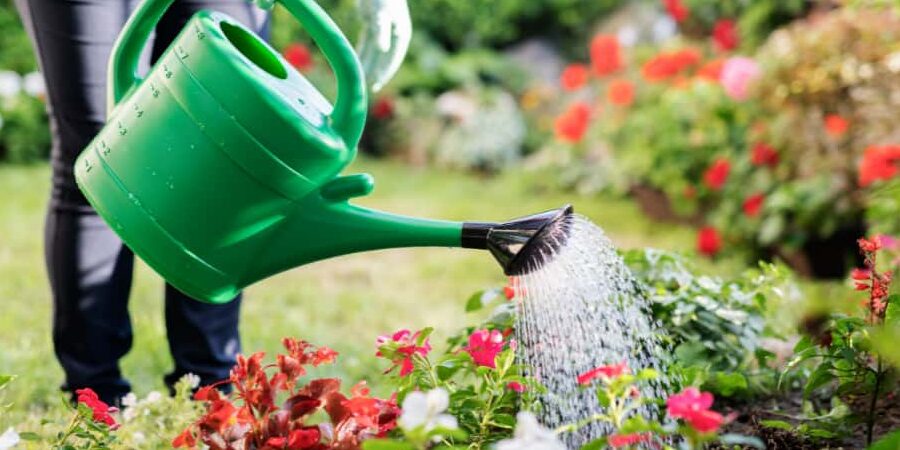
[108,0,368,148]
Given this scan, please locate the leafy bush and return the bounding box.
[623,248,795,397]
[0,0,36,73]
[672,0,809,49]
[0,93,50,163]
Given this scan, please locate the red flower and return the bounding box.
[554,102,592,143]
[287,428,320,448]
[859,145,900,187]
[751,142,779,167]
[590,34,622,77]
[609,432,652,448]
[852,268,872,281]
[712,19,739,52]
[667,387,726,434]
[742,193,765,218]
[662,0,689,22]
[824,114,849,137]
[371,97,395,120]
[375,329,431,376]
[607,79,635,106]
[283,43,314,71]
[560,64,590,91]
[577,362,629,385]
[641,49,701,82]
[703,158,731,190]
[507,381,526,393]
[465,329,505,368]
[172,428,197,448]
[859,237,883,253]
[75,388,118,429]
[697,226,722,257]
[697,59,725,82]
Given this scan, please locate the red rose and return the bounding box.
[712,19,739,52]
[606,79,635,106]
[697,227,722,257]
[590,34,622,77]
[560,64,590,91]
[742,193,765,218]
[554,102,592,143]
[283,43,313,71]
[750,142,779,167]
[703,158,731,190]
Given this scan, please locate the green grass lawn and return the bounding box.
[0,157,714,428]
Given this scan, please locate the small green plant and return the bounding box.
[783,236,897,445]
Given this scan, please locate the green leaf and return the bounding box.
[579,437,607,450]
[706,371,747,397]
[17,431,40,441]
[595,388,611,408]
[803,364,833,398]
[885,297,900,326]
[719,434,765,449]
[465,290,486,312]
[869,430,900,450]
[759,420,793,431]
[362,440,417,450]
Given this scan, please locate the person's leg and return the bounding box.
[153,0,269,391]
[13,0,137,405]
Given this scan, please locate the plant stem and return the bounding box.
[53,414,81,448]
[866,355,883,445]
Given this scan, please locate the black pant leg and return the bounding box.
[13,0,136,405]
[154,0,269,391]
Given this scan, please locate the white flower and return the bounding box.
[22,72,45,98]
[398,388,457,433]
[183,373,201,389]
[131,431,146,443]
[145,391,162,403]
[494,412,566,450]
[0,427,19,449]
[121,392,138,408]
[0,71,21,99]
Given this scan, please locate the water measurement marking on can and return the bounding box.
[98,139,111,156]
[83,156,93,173]
[150,82,160,98]
[117,121,127,136]
[176,45,189,60]
[133,103,144,118]
[194,23,206,40]
[163,64,173,79]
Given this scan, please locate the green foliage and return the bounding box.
[0,0,36,73]
[0,93,51,163]
[866,179,900,237]
[114,377,203,449]
[623,248,784,372]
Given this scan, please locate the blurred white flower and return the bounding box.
[0,427,19,449]
[617,25,639,48]
[145,390,162,403]
[399,388,457,433]
[652,16,677,43]
[131,431,146,444]
[23,72,45,98]
[0,71,21,99]
[494,412,565,450]
[120,392,138,408]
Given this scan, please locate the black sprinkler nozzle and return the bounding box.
[462,205,574,276]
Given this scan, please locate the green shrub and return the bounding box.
[0,93,50,164]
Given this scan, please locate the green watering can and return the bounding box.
[74,0,573,303]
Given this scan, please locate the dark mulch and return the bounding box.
[712,388,900,449]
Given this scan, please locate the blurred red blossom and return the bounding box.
[371,97,395,120]
[712,19,739,52]
[606,79,635,106]
[590,34,623,77]
[742,193,765,218]
[560,64,590,91]
[554,102,592,143]
[667,387,730,434]
[609,432,653,448]
[642,49,701,82]
[283,43,314,71]
[750,142,779,167]
[662,0,689,23]
[697,227,722,257]
[824,114,849,137]
[858,145,900,187]
[703,158,731,190]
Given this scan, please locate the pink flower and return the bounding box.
[666,387,726,434]
[464,329,505,368]
[609,432,652,448]
[720,57,760,101]
[376,329,431,376]
[577,362,629,385]
[507,382,526,393]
